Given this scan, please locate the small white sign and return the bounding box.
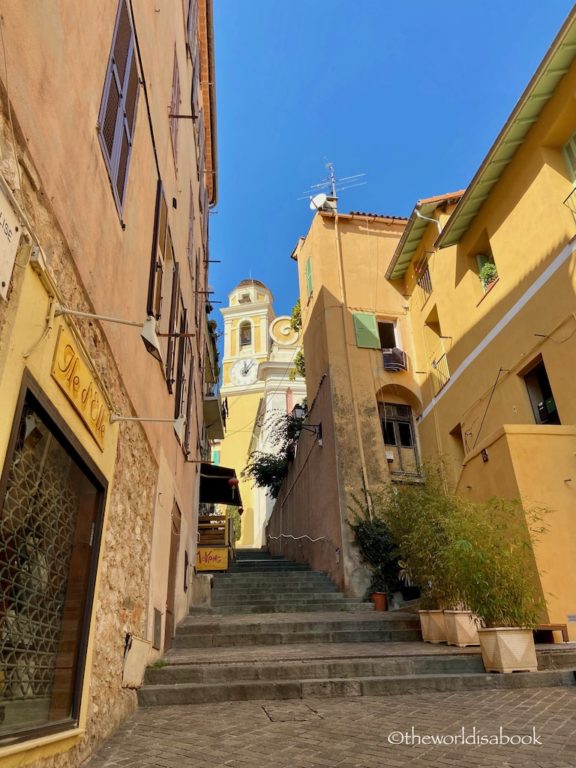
[0,185,21,300]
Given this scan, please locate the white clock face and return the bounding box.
[231,358,258,386]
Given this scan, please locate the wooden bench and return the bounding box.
[534,623,569,643]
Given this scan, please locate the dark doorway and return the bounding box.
[164,502,181,652]
[523,359,560,425]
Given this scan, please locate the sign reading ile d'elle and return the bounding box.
[51,326,110,451]
[196,547,229,571]
[0,185,21,301]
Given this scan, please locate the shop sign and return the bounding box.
[0,185,21,301]
[51,326,110,450]
[196,547,229,571]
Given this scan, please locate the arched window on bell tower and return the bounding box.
[239,320,252,349]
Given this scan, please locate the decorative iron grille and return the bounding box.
[0,398,100,740]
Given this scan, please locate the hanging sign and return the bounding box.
[0,185,21,301]
[51,326,110,450]
[196,547,229,571]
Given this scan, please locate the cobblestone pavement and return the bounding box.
[84,687,576,768]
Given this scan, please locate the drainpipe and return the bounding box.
[332,211,373,514]
[415,208,442,235]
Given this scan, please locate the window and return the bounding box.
[98,0,139,216]
[378,322,396,350]
[170,52,181,167]
[0,383,105,744]
[563,131,576,181]
[191,47,201,120]
[379,403,419,476]
[523,359,560,425]
[415,256,432,306]
[304,257,313,298]
[184,355,195,455]
[148,181,169,320]
[165,263,181,391]
[174,307,189,420]
[476,251,498,291]
[186,184,195,274]
[239,293,251,304]
[239,321,251,348]
[186,0,199,59]
[352,312,379,349]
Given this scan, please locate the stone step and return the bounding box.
[211,593,357,605]
[145,652,486,686]
[212,584,340,595]
[177,613,416,635]
[227,563,311,572]
[197,603,375,616]
[138,669,575,707]
[173,627,420,648]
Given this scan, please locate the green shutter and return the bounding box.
[305,257,313,297]
[353,312,380,349]
[563,132,576,181]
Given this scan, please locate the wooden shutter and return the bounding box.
[187,0,199,59]
[191,49,200,119]
[563,132,576,182]
[201,186,209,249]
[353,312,380,349]
[174,309,189,418]
[166,262,181,390]
[184,355,195,454]
[148,181,168,319]
[170,53,180,166]
[98,0,139,213]
[186,185,195,270]
[304,257,313,297]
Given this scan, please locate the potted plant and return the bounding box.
[479,261,498,290]
[349,494,402,611]
[454,498,547,673]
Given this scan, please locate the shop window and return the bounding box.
[239,321,252,348]
[98,0,139,216]
[523,359,560,425]
[0,385,105,745]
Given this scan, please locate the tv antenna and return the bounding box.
[299,162,367,211]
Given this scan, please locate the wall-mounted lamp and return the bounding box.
[291,404,323,447]
[110,414,186,442]
[54,304,195,364]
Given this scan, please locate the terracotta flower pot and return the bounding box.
[371,592,388,611]
[478,627,538,673]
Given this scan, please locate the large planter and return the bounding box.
[371,592,388,611]
[478,627,538,673]
[444,610,480,647]
[419,610,446,643]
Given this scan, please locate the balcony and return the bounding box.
[431,352,450,395]
[203,390,226,439]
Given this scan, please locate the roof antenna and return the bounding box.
[299,161,367,213]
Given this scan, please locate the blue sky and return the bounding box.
[209,1,574,323]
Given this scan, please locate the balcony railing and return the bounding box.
[431,352,450,394]
[417,264,433,308]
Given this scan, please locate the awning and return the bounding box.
[199,463,243,507]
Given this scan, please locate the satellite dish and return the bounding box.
[310,193,327,211]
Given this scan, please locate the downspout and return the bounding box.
[332,211,373,513]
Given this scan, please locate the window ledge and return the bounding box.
[476,277,499,306]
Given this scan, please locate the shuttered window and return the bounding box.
[186,184,195,272]
[98,0,139,215]
[166,262,181,391]
[191,48,201,120]
[148,182,169,319]
[170,52,181,168]
[563,132,576,181]
[353,312,380,349]
[305,257,313,297]
[187,0,199,60]
[174,310,189,419]
[184,355,195,454]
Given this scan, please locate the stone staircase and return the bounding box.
[138,549,576,707]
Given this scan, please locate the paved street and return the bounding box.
[84,688,576,768]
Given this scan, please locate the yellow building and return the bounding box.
[269,8,576,635]
[0,2,220,765]
[219,279,305,548]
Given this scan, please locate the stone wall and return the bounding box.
[0,88,159,766]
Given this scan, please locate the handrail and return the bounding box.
[268,533,326,544]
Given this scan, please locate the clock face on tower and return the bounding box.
[231,358,258,386]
